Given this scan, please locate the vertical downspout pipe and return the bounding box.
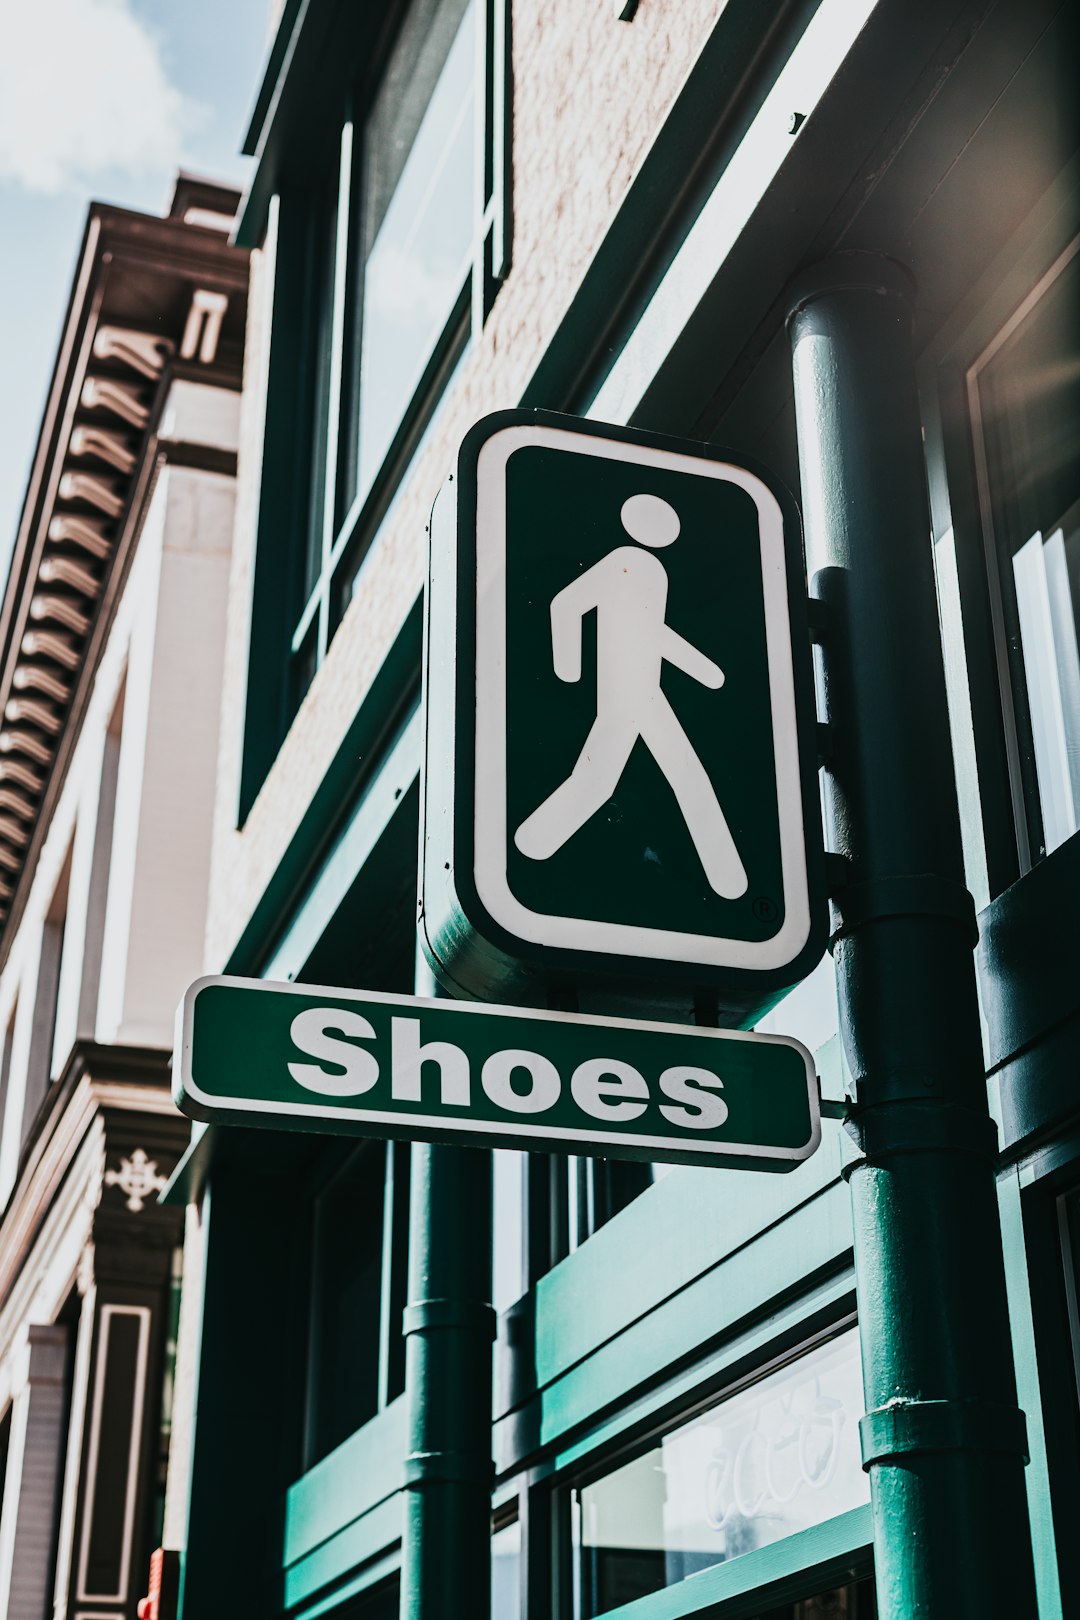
[786,255,1037,1618]
[400,969,495,1618]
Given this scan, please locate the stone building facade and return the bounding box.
[0,179,247,1620]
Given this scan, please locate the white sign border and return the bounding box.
[175,976,821,1166]
[472,424,812,970]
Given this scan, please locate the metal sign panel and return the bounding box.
[421,410,826,1015]
[175,977,820,1171]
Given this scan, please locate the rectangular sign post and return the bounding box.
[421,409,827,1020]
[175,975,820,1172]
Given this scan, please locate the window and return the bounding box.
[242,0,511,815]
[969,237,1080,869]
[491,1513,521,1620]
[348,0,479,513]
[571,1327,868,1618]
[305,1138,411,1465]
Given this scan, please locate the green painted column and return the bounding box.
[786,255,1037,1618]
[400,963,494,1619]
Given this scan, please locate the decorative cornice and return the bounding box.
[13,1040,173,1180]
[0,190,249,959]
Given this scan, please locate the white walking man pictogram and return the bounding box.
[514,492,749,898]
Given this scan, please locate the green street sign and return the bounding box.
[421,410,826,1019]
[175,976,820,1171]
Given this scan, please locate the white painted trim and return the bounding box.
[587,0,881,426]
[76,1304,151,1604]
[472,424,811,970]
[0,1116,103,1365]
[177,976,821,1164]
[0,1382,30,1615]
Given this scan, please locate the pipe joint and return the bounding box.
[860,1397,1029,1469]
[402,1449,496,1490]
[402,1297,497,1339]
[829,874,978,950]
[842,1100,998,1173]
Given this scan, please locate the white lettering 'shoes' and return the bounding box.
[286,1010,731,1130]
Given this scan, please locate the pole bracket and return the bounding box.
[843,1099,999,1166]
[824,851,852,897]
[402,1297,497,1339]
[806,596,833,641]
[402,1449,497,1489]
[830,873,978,948]
[860,1397,1029,1469]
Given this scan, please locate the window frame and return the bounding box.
[302,1135,412,1469]
[555,1314,870,1620]
[965,233,1080,875]
[925,175,1080,899]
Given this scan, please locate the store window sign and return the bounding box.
[575,1329,867,1616]
[175,976,819,1172]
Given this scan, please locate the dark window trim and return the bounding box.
[301,1134,411,1469]
[925,162,1079,898]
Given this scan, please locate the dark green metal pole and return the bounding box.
[400,961,494,1619]
[786,255,1036,1618]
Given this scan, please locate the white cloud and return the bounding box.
[0,0,202,195]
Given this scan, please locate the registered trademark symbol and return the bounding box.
[753,895,778,922]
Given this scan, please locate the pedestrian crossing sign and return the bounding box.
[421,410,826,1019]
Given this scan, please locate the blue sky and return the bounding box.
[0,0,272,588]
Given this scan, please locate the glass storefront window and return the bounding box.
[573,1327,868,1617]
[491,1516,521,1619]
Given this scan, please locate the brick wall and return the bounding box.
[205,0,725,970]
